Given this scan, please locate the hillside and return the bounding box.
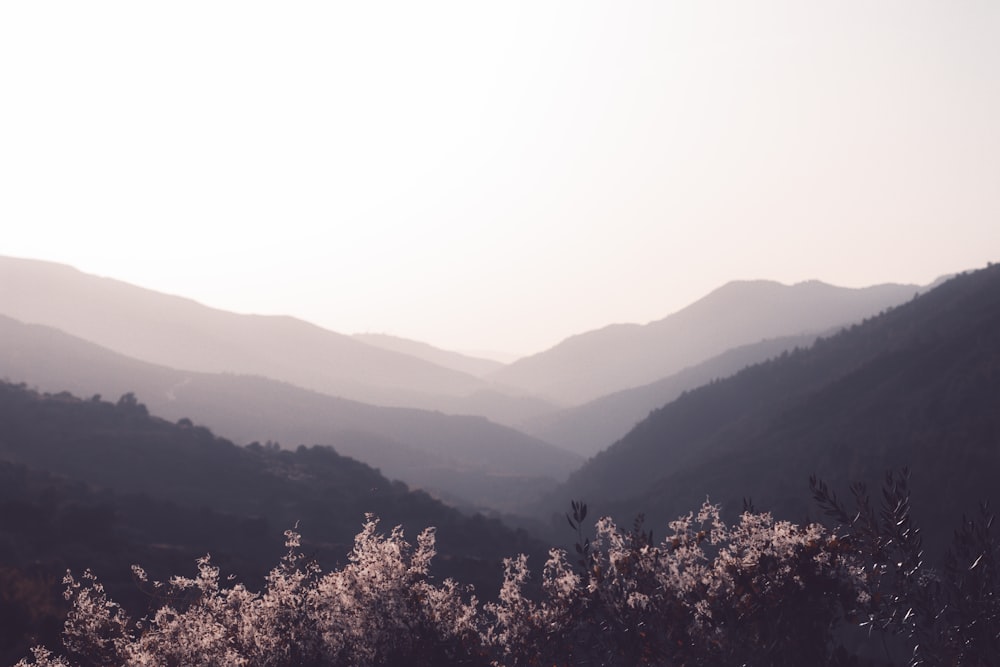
[0,256,561,427]
[544,265,1000,556]
[0,381,544,561]
[0,315,581,512]
[0,381,548,662]
[522,332,822,456]
[490,280,920,405]
[0,258,497,406]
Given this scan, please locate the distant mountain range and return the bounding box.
[4,252,995,663]
[0,314,580,513]
[1,257,926,424]
[0,256,556,426]
[521,332,823,456]
[353,332,505,377]
[2,254,955,518]
[540,265,1000,558]
[489,279,922,405]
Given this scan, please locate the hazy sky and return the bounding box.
[3,2,998,356]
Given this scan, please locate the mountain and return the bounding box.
[0,380,543,561]
[353,332,505,377]
[0,256,560,427]
[0,257,471,401]
[489,280,921,405]
[522,332,822,457]
[541,265,1000,557]
[0,381,549,663]
[0,315,581,512]
[352,330,561,427]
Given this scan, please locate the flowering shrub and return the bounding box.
[18,491,996,666]
[486,502,865,666]
[18,516,484,667]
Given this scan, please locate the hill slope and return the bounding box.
[0,257,481,402]
[0,381,547,581]
[0,256,561,426]
[544,265,1000,555]
[522,332,821,456]
[0,381,550,662]
[490,280,920,405]
[0,315,581,512]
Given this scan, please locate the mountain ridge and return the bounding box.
[538,265,1000,557]
[0,255,565,426]
[521,331,824,456]
[488,278,921,405]
[0,313,581,513]
[0,379,551,661]
[0,256,485,398]
[353,332,505,377]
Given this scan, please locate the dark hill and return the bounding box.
[0,315,581,512]
[0,381,548,661]
[0,380,544,557]
[543,265,1000,556]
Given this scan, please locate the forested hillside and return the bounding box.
[0,384,545,663]
[547,265,1000,556]
[4,264,999,665]
[0,315,580,512]
[522,332,821,456]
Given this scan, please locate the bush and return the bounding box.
[486,502,864,666]
[18,480,999,666]
[812,470,1000,666]
[19,516,484,667]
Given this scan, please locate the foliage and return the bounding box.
[16,505,869,666]
[487,501,865,666]
[555,264,1000,550]
[812,469,1000,666]
[0,379,550,662]
[15,474,1000,666]
[18,517,485,667]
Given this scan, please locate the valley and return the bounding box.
[2,257,998,666]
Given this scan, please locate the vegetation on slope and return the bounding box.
[0,383,545,663]
[0,314,580,513]
[547,265,1000,554]
[14,472,1000,666]
[490,280,919,405]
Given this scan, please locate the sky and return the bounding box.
[2,1,998,357]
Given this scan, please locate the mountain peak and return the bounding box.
[546,265,1000,558]
[490,278,920,405]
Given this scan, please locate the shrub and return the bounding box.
[18,481,998,666]
[18,516,484,667]
[812,470,1000,666]
[486,501,865,666]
